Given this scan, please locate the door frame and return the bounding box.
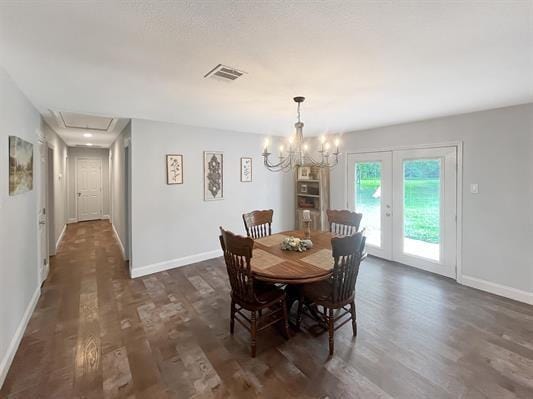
[36,133,50,286]
[344,141,463,282]
[47,144,56,256]
[74,157,103,221]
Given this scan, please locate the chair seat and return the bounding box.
[234,283,285,309]
[302,280,354,308]
[302,280,332,303]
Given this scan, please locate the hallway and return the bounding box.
[1,221,129,398]
[2,221,533,398]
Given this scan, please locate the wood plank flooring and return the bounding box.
[1,220,533,398]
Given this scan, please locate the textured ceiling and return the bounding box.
[0,1,532,136]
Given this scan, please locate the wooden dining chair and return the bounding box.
[327,209,363,236]
[219,227,289,357]
[242,209,273,239]
[297,231,366,356]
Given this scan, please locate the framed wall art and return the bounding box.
[9,136,34,196]
[204,151,223,200]
[240,157,252,182]
[297,166,311,180]
[166,154,183,184]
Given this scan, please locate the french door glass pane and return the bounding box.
[356,162,381,247]
[403,159,441,260]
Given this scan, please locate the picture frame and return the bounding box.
[300,183,308,193]
[240,157,252,182]
[9,136,34,196]
[204,151,223,201]
[166,154,183,184]
[298,166,311,180]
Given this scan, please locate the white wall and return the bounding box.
[41,121,68,250]
[110,121,131,259]
[67,147,110,222]
[329,103,533,300]
[0,68,41,386]
[130,119,294,277]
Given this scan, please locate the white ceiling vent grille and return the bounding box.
[204,64,245,82]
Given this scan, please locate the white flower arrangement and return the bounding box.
[280,236,313,252]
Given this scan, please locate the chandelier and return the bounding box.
[262,96,340,172]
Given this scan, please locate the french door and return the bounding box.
[348,147,457,278]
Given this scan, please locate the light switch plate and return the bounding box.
[470,183,479,194]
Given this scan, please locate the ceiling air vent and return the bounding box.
[204,64,245,82]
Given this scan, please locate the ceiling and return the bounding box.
[42,110,129,147]
[0,1,532,137]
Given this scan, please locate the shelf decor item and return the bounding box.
[280,236,313,252]
[204,151,223,201]
[9,136,33,196]
[303,209,312,239]
[240,157,252,182]
[166,154,183,184]
[298,166,311,180]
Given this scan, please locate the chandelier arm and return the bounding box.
[263,154,292,171]
[303,153,339,169]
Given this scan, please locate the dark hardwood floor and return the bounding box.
[2,220,533,398]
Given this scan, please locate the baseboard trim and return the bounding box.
[461,275,533,305]
[67,217,78,224]
[131,249,223,279]
[0,287,40,388]
[111,223,127,261]
[55,223,67,252]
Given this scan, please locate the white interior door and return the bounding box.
[348,146,457,278]
[392,147,457,278]
[76,158,102,221]
[37,139,49,284]
[347,152,393,259]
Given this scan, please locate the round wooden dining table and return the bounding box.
[251,230,335,284]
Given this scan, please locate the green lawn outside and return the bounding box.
[356,178,440,244]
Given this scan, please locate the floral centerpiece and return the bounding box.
[280,236,313,252]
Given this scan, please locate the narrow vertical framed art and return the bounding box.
[240,157,252,182]
[166,154,183,184]
[204,151,223,200]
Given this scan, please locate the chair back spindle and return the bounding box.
[327,209,363,236]
[330,232,366,304]
[219,228,255,303]
[242,209,273,239]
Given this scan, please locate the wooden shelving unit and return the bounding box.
[295,166,330,231]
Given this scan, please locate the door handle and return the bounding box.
[77,192,81,197]
[39,221,46,225]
